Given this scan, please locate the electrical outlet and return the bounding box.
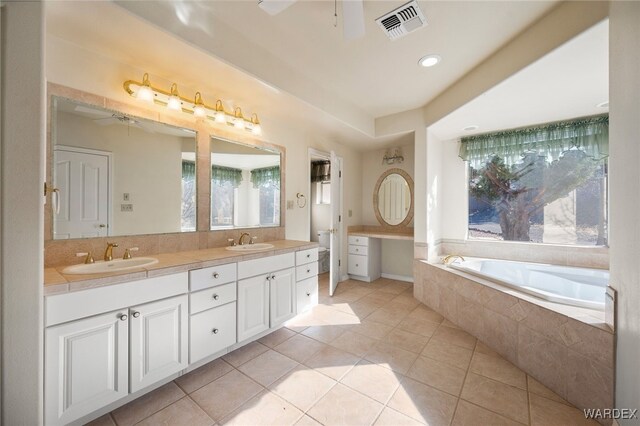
[121,204,134,212]
[287,200,294,210]
[123,193,130,201]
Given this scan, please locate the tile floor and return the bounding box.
[90,274,598,426]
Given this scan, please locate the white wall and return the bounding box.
[609,1,640,420]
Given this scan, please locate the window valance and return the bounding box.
[251,166,280,189]
[459,114,609,168]
[212,165,243,188]
[311,160,331,183]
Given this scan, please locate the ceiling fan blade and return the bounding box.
[257,0,297,16]
[342,0,365,41]
[93,118,120,126]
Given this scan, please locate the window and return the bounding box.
[461,115,608,246]
[316,182,331,205]
[181,161,196,232]
[251,166,280,226]
[211,166,243,227]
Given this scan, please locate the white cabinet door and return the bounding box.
[45,309,128,426]
[129,295,188,393]
[237,274,270,342]
[270,267,296,327]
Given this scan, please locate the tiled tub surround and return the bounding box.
[414,260,614,421]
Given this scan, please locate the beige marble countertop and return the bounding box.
[44,240,318,296]
[349,230,413,241]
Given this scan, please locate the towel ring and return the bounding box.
[296,193,306,208]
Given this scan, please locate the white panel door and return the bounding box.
[129,295,188,393]
[54,147,109,239]
[45,309,128,426]
[270,267,296,327]
[329,151,342,296]
[237,275,270,342]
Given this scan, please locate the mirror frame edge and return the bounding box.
[372,167,415,228]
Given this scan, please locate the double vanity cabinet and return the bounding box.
[44,245,319,426]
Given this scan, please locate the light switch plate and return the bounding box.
[287,200,294,210]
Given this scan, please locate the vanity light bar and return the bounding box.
[123,73,262,136]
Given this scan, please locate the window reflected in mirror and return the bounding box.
[210,137,281,229]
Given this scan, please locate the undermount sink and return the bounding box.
[225,243,275,252]
[62,257,159,275]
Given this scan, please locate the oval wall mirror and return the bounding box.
[373,168,414,227]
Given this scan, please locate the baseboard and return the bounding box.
[340,274,350,282]
[381,273,414,283]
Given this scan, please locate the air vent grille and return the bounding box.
[375,0,427,41]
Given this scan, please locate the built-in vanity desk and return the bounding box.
[43,240,318,426]
[347,229,413,282]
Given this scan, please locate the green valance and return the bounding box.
[212,165,243,188]
[182,161,196,179]
[251,166,280,189]
[459,114,609,168]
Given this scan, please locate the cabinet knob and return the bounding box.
[212,294,219,300]
[271,274,276,280]
[120,314,128,321]
[306,269,310,273]
[306,254,311,258]
[306,292,311,296]
[132,311,140,318]
[212,328,219,334]
[355,248,359,252]
[212,272,219,279]
[266,275,271,281]
[356,264,359,267]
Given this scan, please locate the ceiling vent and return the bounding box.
[375,0,427,41]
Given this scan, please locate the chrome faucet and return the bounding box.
[238,233,251,245]
[104,242,119,261]
[443,254,465,265]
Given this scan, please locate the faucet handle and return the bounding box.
[123,247,138,260]
[107,242,119,248]
[250,236,258,245]
[76,252,94,264]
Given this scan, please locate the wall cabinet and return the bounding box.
[347,236,381,282]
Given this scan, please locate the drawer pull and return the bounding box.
[212,294,219,300]
[212,272,219,279]
[131,311,140,318]
[119,314,128,321]
[212,328,219,334]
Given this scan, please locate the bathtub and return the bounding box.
[448,258,609,310]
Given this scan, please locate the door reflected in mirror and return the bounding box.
[210,137,281,229]
[374,168,414,227]
[51,97,197,239]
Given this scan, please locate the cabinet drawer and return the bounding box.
[190,302,237,363]
[238,252,294,280]
[348,235,369,246]
[190,263,237,292]
[296,277,318,314]
[348,254,368,276]
[296,261,318,282]
[348,245,368,256]
[296,248,318,265]
[190,282,237,315]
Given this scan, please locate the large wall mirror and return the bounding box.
[210,137,281,229]
[50,97,197,239]
[373,168,414,227]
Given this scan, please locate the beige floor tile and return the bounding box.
[475,341,502,357]
[258,327,297,348]
[340,360,403,403]
[190,369,263,422]
[238,349,299,386]
[301,323,346,343]
[364,341,418,374]
[407,305,444,323]
[432,324,477,350]
[390,293,421,309]
[366,306,408,327]
[460,373,529,424]
[331,299,380,318]
[387,377,458,425]
[112,382,185,426]
[330,330,377,357]
[307,305,361,326]
[469,352,527,389]
[442,319,461,329]
[376,282,411,295]
[383,328,430,353]
[527,375,571,405]
[175,358,234,394]
[295,415,323,426]
[304,345,360,381]
[85,414,115,426]
[452,400,524,426]
[222,341,269,367]
[361,291,394,305]
[421,339,474,370]
[342,318,394,340]
[373,407,424,426]
[274,334,326,363]
[406,356,467,396]
[136,397,214,426]
[530,393,599,425]
[397,316,441,338]
[307,383,383,426]
[219,390,303,426]
[269,365,336,411]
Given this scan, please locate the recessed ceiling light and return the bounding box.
[597,101,609,108]
[418,54,441,68]
[463,125,479,131]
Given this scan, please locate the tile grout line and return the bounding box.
[448,338,478,426]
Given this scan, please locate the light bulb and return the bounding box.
[215,111,226,123]
[234,117,245,129]
[252,123,262,135]
[193,104,206,117]
[418,54,441,68]
[167,83,182,111]
[136,85,154,102]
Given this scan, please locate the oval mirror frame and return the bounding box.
[373,168,414,227]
